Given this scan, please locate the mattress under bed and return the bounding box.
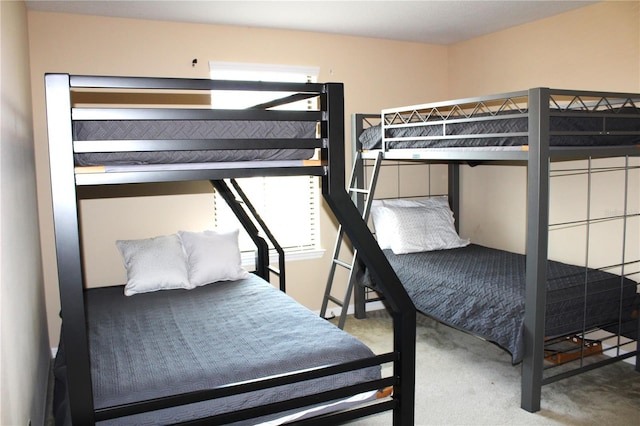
[360,244,638,364]
[53,275,380,425]
[360,108,640,150]
[72,119,317,166]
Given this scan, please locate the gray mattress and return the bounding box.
[54,275,380,425]
[73,120,317,166]
[360,108,640,150]
[360,244,638,364]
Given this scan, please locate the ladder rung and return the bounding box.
[349,187,370,194]
[327,295,344,306]
[332,259,353,269]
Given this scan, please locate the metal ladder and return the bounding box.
[320,151,382,329]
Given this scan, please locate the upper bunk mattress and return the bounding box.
[55,274,380,425]
[73,120,317,166]
[360,108,640,150]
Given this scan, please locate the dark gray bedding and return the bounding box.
[54,275,380,425]
[360,244,638,364]
[360,108,640,150]
[73,120,317,166]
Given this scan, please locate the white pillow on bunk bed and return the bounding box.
[370,196,451,250]
[370,196,469,254]
[116,234,193,296]
[178,229,250,287]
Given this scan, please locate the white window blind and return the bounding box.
[209,62,321,256]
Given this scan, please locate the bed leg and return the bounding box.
[354,284,367,319]
[520,87,549,414]
[636,313,640,373]
[521,357,542,412]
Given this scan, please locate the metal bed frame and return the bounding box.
[351,87,640,413]
[44,74,416,425]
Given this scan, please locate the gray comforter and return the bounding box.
[361,244,638,364]
[73,120,317,165]
[54,275,380,425]
[360,108,640,150]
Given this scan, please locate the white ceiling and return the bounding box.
[25,0,598,45]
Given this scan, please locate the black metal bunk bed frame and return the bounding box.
[44,74,416,425]
[352,87,640,413]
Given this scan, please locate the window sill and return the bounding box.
[240,248,325,268]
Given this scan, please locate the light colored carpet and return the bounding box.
[339,311,640,426]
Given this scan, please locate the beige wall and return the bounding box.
[27,11,448,347]
[448,1,640,97]
[448,1,640,273]
[1,1,50,425]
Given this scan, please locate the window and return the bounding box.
[209,62,322,261]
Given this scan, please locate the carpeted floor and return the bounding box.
[340,310,640,426]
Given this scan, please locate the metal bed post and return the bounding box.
[521,87,551,413]
[637,313,640,372]
[322,86,416,425]
[448,163,461,233]
[352,114,367,319]
[45,73,96,424]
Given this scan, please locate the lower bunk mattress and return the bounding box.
[53,274,381,425]
[360,244,639,364]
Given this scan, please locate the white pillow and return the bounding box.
[116,234,192,296]
[380,204,470,254]
[370,197,451,249]
[178,229,250,287]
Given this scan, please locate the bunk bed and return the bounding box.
[44,74,416,425]
[350,88,640,413]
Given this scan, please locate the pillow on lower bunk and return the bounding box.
[371,197,451,249]
[378,204,470,254]
[178,229,250,287]
[116,234,193,296]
